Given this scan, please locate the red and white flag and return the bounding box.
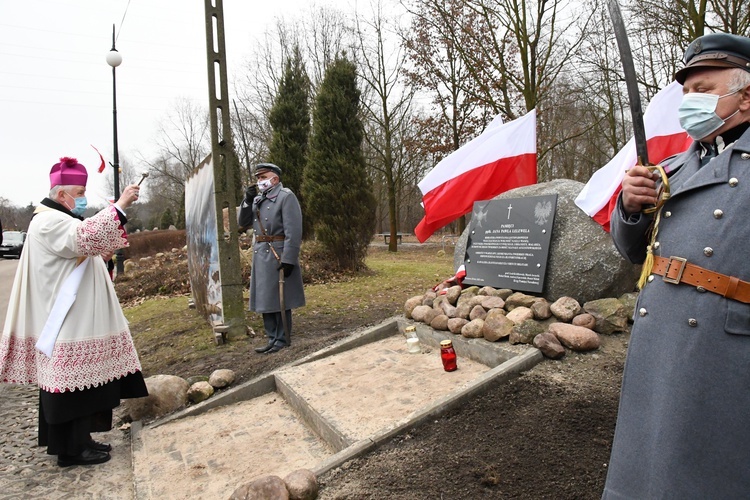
[415,109,537,242]
[574,82,693,231]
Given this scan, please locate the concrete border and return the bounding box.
[310,348,542,476]
[132,316,543,484]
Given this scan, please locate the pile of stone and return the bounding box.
[122,368,236,422]
[230,468,318,500]
[405,286,636,359]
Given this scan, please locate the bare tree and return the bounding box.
[355,0,419,251]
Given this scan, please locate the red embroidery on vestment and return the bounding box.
[0,330,142,392]
[75,206,128,255]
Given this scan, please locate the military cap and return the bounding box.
[675,32,750,84]
[253,163,282,178]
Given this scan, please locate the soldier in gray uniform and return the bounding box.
[238,163,305,354]
[604,33,750,499]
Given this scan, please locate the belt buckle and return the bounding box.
[663,256,687,284]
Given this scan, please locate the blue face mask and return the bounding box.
[65,192,87,216]
[678,89,740,141]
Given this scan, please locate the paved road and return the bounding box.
[0,256,134,498]
[0,258,18,327]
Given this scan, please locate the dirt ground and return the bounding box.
[116,242,628,499]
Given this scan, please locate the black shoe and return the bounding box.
[265,344,288,354]
[86,438,112,452]
[254,342,275,353]
[58,448,111,467]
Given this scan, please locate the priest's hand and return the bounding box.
[116,184,141,211]
[621,165,658,216]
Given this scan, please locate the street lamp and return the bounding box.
[106,24,124,276]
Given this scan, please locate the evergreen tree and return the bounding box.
[268,47,311,239]
[304,55,376,271]
[160,207,174,230]
[176,191,186,230]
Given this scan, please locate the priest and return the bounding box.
[0,157,148,467]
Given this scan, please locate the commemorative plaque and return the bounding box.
[463,194,557,293]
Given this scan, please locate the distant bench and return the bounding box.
[376,232,408,244]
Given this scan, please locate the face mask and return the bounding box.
[257,178,273,192]
[678,89,740,140]
[65,192,87,216]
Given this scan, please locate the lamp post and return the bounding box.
[106,24,124,276]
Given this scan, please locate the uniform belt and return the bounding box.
[256,235,285,242]
[651,255,750,304]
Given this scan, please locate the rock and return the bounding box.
[209,369,235,388]
[533,332,566,359]
[469,305,487,321]
[480,296,506,311]
[432,295,448,310]
[404,296,423,318]
[284,469,318,500]
[467,295,486,308]
[549,322,600,351]
[618,292,638,322]
[445,285,462,305]
[572,313,596,330]
[461,318,485,338]
[430,314,450,331]
[583,298,629,334]
[422,291,437,307]
[509,319,546,345]
[482,309,514,342]
[478,286,496,296]
[456,286,480,307]
[188,381,214,404]
[550,296,582,322]
[124,260,136,273]
[506,306,533,325]
[447,317,469,334]
[531,299,552,320]
[455,302,472,319]
[454,179,640,303]
[423,308,441,325]
[185,375,209,386]
[439,299,457,318]
[123,374,189,421]
[230,475,289,500]
[505,292,537,310]
[495,289,514,300]
[410,305,433,323]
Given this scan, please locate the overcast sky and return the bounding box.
[0,0,352,207]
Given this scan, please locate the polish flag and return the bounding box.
[574,82,693,231]
[415,109,537,243]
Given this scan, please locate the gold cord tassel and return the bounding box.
[637,165,670,290]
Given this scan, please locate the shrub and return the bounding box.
[124,230,186,260]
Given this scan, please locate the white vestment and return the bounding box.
[0,205,142,392]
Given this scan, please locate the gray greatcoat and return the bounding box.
[604,126,750,499]
[238,182,305,313]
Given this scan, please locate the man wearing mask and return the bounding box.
[605,33,750,498]
[238,163,305,354]
[0,157,148,467]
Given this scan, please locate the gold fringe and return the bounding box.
[637,164,669,290]
[638,246,654,290]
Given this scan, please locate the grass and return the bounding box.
[124,244,454,377]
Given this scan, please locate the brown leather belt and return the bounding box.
[256,235,285,242]
[651,255,750,304]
